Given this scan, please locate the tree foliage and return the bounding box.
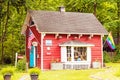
[0,0,120,64]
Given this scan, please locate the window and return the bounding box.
[74,47,87,61]
[66,46,87,62]
[67,46,71,61]
[45,40,52,46]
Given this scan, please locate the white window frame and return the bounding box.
[61,46,91,63]
[45,40,52,46]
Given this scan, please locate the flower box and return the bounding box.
[51,63,63,70]
[92,62,101,68]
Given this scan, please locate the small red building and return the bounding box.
[21,8,108,70]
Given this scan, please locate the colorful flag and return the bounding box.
[28,29,35,49]
[106,32,115,50]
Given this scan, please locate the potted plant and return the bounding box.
[1,67,14,80]
[29,67,41,80]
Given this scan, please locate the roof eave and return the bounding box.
[59,44,94,47]
[39,31,108,35]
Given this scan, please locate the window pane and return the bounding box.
[74,47,87,61]
[66,46,71,61]
[45,40,52,46]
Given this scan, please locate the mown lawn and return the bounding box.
[0,63,120,80]
[40,69,105,80]
[0,64,27,80]
[39,63,120,80]
[0,72,27,80]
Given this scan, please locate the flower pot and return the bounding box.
[30,74,38,80]
[3,74,11,80]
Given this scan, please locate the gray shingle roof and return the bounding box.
[22,10,108,35]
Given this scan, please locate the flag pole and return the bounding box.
[103,31,112,47]
[104,31,115,50]
[103,35,108,47]
[29,26,41,46]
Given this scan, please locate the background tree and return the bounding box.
[0,0,120,64]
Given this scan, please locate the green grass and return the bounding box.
[0,69,27,80]
[40,69,105,80]
[0,63,120,80]
[39,63,120,80]
[11,72,28,80]
[0,64,28,80]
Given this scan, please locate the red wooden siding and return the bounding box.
[26,26,41,68]
[26,26,102,69]
[42,34,102,69]
[26,27,29,62]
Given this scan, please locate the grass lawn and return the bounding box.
[0,63,120,80]
[0,64,28,80]
[39,63,120,80]
[40,69,105,80]
[0,70,27,80]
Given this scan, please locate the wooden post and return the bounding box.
[26,62,28,72]
[15,52,18,67]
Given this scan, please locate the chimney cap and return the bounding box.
[59,6,65,12]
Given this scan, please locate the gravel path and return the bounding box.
[19,74,30,80]
[90,67,120,80]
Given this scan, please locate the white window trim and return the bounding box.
[33,46,36,67]
[60,46,92,67]
[61,46,67,62]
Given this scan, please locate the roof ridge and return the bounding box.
[28,10,93,15]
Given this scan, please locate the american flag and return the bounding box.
[28,29,35,49]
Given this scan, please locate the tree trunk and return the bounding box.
[12,31,15,64]
[1,1,10,64]
[117,2,120,45]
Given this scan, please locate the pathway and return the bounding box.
[19,74,30,80]
[90,67,120,80]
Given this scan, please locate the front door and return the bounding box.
[30,46,36,67]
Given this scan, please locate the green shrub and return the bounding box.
[16,57,26,71]
[1,67,15,76]
[29,67,41,76]
[103,51,111,63]
[112,44,120,62]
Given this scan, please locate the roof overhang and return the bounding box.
[40,32,108,35]
[59,40,94,47]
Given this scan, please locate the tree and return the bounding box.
[116,0,120,44]
[0,0,120,64]
[0,0,26,64]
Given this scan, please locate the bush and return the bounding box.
[16,57,26,71]
[29,67,41,76]
[3,56,11,64]
[1,67,15,76]
[112,44,120,62]
[103,51,111,63]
